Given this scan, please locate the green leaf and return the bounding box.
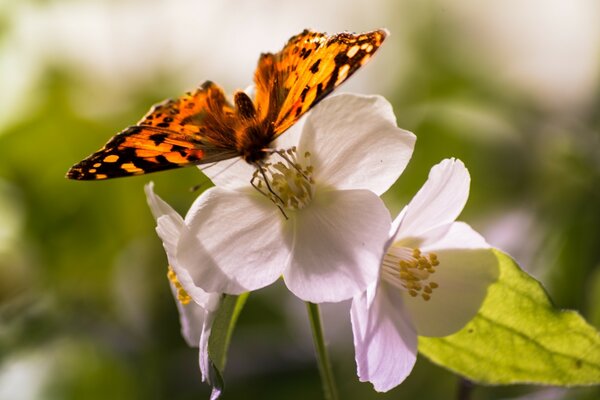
[419,249,600,385]
[207,293,249,399]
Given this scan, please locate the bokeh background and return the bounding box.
[1,0,599,399]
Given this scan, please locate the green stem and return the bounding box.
[306,302,339,400]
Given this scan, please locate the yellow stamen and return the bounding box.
[251,147,315,211]
[382,245,441,302]
[167,266,191,305]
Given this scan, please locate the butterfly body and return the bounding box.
[67,29,387,180]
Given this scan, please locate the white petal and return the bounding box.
[198,305,219,384]
[145,183,215,307]
[396,158,470,244]
[178,187,288,294]
[351,283,418,392]
[299,94,415,196]
[403,225,498,337]
[283,189,390,303]
[145,182,182,222]
[272,117,304,150]
[200,158,254,190]
[168,280,206,348]
[423,221,490,251]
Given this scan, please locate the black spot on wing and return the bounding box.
[310,59,321,73]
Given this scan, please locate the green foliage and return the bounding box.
[420,250,600,385]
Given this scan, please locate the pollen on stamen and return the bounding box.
[167,266,191,305]
[382,245,441,302]
[251,147,315,212]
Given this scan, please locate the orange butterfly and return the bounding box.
[67,29,387,180]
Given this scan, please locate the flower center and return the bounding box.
[167,266,191,305]
[252,147,315,211]
[382,245,440,301]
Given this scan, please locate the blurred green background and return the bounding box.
[1,0,599,399]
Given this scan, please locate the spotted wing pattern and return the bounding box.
[253,29,388,136]
[67,81,240,180]
[67,29,387,180]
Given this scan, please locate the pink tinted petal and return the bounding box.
[351,284,418,392]
[283,189,390,303]
[403,234,498,337]
[178,187,289,294]
[396,159,470,243]
[299,94,415,196]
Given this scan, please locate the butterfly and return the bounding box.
[67,29,388,180]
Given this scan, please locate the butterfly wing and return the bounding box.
[67,81,241,180]
[253,29,387,137]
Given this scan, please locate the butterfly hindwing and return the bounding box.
[67,81,240,180]
[254,29,388,137]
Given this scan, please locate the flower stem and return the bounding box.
[306,302,339,400]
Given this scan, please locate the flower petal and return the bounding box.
[200,157,255,190]
[169,288,219,384]
[299,94,415,196]
[168,281,205,347]
[396,158,470,244]
[178,187,288,294]
[283,189,390,302]
[145,183,218,308]
[351,283,418,392]
[145,181,182,223]
[198,306,218,384]
[403,223,499,337]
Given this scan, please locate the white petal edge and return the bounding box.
[299,94,415,196]
[168,280,205,348]
[177,186,289,294]
[198,305,219,384]
[351,283,418,392]
[145,183,218,308]
[403,223,498,337]
[396,158,470,244]
[200,157,254,191]
[282,188,390,303]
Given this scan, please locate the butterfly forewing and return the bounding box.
[67,81,240,180]
[254,29,388,137]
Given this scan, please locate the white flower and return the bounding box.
[175,93,416,303]
[145,182,221,383]
[350,158,499,392]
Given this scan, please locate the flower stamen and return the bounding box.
[167,266,191,305]
[382,245,441,301]
[251,147,315,214]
